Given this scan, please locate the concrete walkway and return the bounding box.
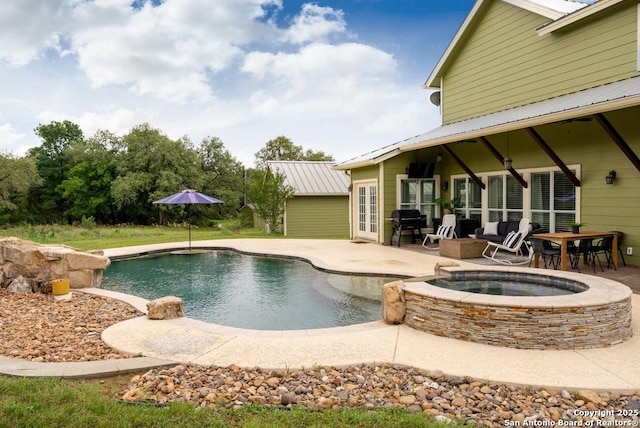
[2,239,639,393]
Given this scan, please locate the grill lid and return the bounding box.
[391,209,422,219]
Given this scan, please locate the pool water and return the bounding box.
[101,251,392,330]
[428,278,576,296]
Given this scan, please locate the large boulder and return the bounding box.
[0,237,111,291]
[8,275,33,293]
[382,280,406,324]
[147,296,184,320]
[66,251,110,271]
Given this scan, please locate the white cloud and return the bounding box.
[284,3,347,44]
[68,0,277,103]
[37,104,154,140]
[0,123,31,154]
[242,42,396,95]
[0,0,68,65]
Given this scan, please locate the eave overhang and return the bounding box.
[536,0,626,35]
[334,76,640,171]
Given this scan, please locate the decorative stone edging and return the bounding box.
[389,266,633,350]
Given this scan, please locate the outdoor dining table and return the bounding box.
[532,231,618,271]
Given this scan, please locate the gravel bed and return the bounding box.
[0,289,142,362]
[124,364,640,426]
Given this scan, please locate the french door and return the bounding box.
[355,182,378,240]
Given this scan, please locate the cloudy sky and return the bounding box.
[0,0,475,166]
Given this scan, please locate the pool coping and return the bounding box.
[1,239,639,393]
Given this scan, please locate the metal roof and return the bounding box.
[268,161,350,196]
[335,75,640,169]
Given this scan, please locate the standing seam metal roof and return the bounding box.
[268,161,350,195]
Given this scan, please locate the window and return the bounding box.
[487,174,523,221]
[448,166,578,229]
[487,175,503,221]
[453,178,481,221]
[398,178,436,226]
[531,170,576,232]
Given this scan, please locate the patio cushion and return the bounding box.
[484,221,499,235]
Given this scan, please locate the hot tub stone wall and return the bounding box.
[403,291,633,350]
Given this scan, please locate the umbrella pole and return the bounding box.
[188,205,192,252]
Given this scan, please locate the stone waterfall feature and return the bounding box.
[0,237,110,293]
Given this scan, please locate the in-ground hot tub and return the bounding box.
[400,266,632,350]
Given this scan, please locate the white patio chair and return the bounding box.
[482,218,532,265]
[422,214,457,248]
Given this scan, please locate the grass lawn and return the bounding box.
[0,220,275,251]
[0,223,456,427]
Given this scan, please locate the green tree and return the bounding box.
[110,124,202,224]
[0,153,40,222]
[57,130,120,224]
[253,136,333,168]
[249,136,334,232]
[248,169,294,233]
[197,136,245,219]
[27,120,84,222]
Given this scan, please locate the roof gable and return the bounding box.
[424,0,588,89]
[268,161,350,196]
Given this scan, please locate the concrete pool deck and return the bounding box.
[2,239,639,393]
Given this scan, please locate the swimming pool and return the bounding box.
[101,250,394,330]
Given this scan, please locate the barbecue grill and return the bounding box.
[390,209,427,247]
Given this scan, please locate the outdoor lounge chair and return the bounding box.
[482,218,532,265]
[422,214,457,248]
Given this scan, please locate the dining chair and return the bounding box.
[529,238,560,269]
[609,231,627,267]
[568,238,596,273]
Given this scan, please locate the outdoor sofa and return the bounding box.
[475,220,541,243]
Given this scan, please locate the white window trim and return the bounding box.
[451,164,581,224]
[396,174,442,215]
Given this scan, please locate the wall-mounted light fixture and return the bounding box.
[436,153,443,163]
[605,170,616,185]
[442,181,449,191]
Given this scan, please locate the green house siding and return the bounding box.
[442,1,639,124]
[284,196,349,238]
[351,165,379,182]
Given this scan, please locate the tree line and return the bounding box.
[0,120,332,228]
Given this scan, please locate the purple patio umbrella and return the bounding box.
[153,189,224,251]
